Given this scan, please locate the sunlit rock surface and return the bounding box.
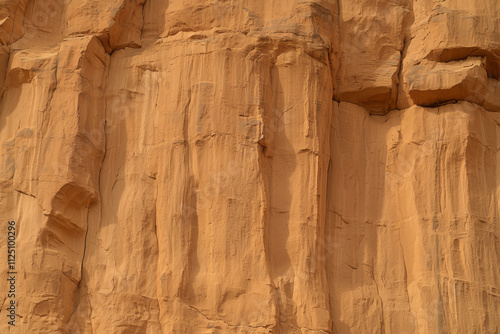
[0,0,499,333]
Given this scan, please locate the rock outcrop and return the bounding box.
[0,0,499,333]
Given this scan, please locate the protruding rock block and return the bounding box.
[407,57,488,106]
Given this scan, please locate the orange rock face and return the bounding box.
[0,0,499,333]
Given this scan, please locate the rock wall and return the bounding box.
[0,0,499,333]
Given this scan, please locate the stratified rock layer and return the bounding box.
[0,0,499,333]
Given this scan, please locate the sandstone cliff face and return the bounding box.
[0,0,499,333]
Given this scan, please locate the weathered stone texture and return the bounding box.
[0,0,499,333]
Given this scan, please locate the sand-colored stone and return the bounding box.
[0,1,499,333]
[407,57,488,107]
[334,0,411,114]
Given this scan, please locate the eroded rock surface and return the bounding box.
[0,0,499,333]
